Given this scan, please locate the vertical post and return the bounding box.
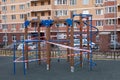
[37,16,41,64]
[70,12,74,72]
[22,41,26,75]
[24,14,28,69]
[13,42,16,75]
[79,16,83,67]
[89,15,93,70]
[86,17,90,61]
[66,25,70,62]
[46,25,51,70]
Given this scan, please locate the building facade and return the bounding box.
[0,0,120,45]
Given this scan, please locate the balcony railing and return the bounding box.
[30,0,47,1]
[30,5,52,12]
[29,16,52,20]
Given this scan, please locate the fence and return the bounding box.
[0,49,120,60]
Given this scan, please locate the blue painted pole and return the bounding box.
[89,15,93,71]
[13,41,16,75]
[22,41,26,75]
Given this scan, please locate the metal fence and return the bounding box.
[0,49,120,60]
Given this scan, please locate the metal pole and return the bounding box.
[90,15,93,71]
[13,42,16,75]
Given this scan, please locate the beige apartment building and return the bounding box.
[0,0,120,45]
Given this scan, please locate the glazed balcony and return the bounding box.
[30,5,52,12]
[30,0,49,1]
[29,16,52,20]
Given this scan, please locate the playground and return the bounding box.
[0,56,120,80]
[0,13,120,80]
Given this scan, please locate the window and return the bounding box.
[54,0,67,5]
[34,2,37,6]
[27,13,30,17]
[41,2,44,5]
[2,6,7,12]
[3,35,8,42]
[2,15,7,20]
[105,6,116,13]
[55,10,68,16]
[95,0,103,4]
[26,3,30,8]
[11,15,16,20]
[20,24,24,29]
[2,0,7,2]
[20,35,24,41]
[96,9,103,15]
[57,33,66,39]
[71,10,77,15]
[82,10,89,14]
[56,23,64,27]
[12,35,16,42]
[2,24,8,30]
[48,11,51,16]
[34,13,37,16]
[41,12,45,16]
[19,4,25,10]
[11,0,15,2]
[11,5,15,11]
[20,14,24,19]
[105,0,114,1]
[83,0,89,5]
[27,35,31,40]
[96,20,103,26]
[106,19,116,25]
[11,24,16,30]
[70,0,76,5]
[111,32,117,42]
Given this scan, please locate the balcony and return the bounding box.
[117,25,120,31]
[30,5,52,12]
[30,0,49,1]
[29,16,52,20]
[117,12,120,18]
[30,0,39,1]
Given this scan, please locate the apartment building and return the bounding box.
[0,0,120,45]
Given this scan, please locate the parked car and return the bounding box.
[109,41,120,49]
[74,39,98,49]
[4,42,20,50]
[0,43,5,48]
[17,42,45,50]
[17,42,36,50]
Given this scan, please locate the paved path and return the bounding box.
[0,56,120,80]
